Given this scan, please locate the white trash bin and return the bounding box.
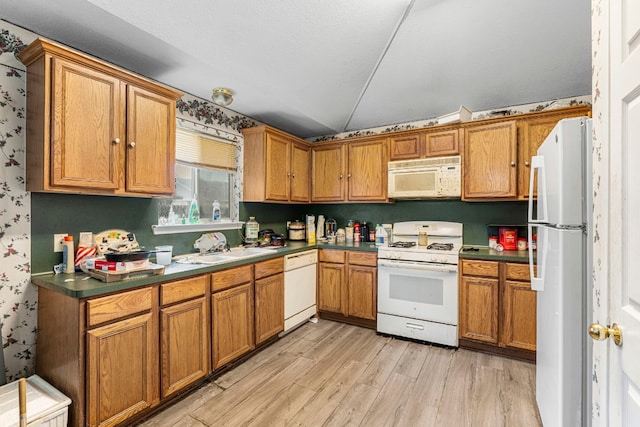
[0,375,71,426]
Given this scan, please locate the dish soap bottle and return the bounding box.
[212,200,221,223]
[188,195,200,224]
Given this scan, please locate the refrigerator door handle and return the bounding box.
[528,155,548,224]
[529,224,546,291]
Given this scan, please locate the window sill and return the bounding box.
[152,221,244,235]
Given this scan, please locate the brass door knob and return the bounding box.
[588,323,622,346]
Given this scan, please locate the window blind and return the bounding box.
[175,128,237,171]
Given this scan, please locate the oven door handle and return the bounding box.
[377,259,458,273]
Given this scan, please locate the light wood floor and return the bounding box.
[138,319,542,427]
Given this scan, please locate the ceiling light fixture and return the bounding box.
[211,87,233,107]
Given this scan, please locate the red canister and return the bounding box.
[499,227,518,251]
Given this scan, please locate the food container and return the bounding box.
[287,221,306,241]
[498,227,518,251]
[517,238,527,251]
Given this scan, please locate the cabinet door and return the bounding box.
[459,276,499,344]
[501,280,537,351]
[518,110,590,200]
[51,57,124,190]
[311,143,346,201]
[347,138,388,201]
[290,141,310,202]
[161,297,210,398]
[264,133,291,201]
[255,273,285,344]
[463,121,517,200]
[126,85,176,195]
[212,283,255,369]
[389,133,421,160]
[423,128,460,157]
[86,312,158,427]
[317,262,346,314]
[347,265,377,320]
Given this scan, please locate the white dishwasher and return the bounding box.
[282,249,318,333]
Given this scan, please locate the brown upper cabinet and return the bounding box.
[242,126,310,203]
[311,135,388,202]
[462,120,518,200]
[517,106,592,200]
[18,37,182,196]
[388,127,460,161]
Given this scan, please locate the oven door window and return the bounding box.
[389,274,444,305]
[378,264,457,325]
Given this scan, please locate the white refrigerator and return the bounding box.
[528,117,592,427]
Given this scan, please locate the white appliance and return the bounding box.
[387,156,461,199]
[528,117,592,427]
[377,221,463,346]
[282,249,317,333]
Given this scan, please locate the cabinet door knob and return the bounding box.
[339,174,343,179]
[511,161,516,167]
[348,174,351,178]
[114,137,121,144]
[129,141,136,148]
[525,161,530,166]
[291,173,295,178]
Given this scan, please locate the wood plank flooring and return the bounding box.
[138,319,542,426]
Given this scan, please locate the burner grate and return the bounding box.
[426,243,455,251]
[388,241,416,248]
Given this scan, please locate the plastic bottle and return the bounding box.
[188,195,200,224]
[360,222,369,242]
[375,224,388,246]
[62,235,75,273]
[245,216,259,243]
[212,200,221,223]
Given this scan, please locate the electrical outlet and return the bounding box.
[54,234,67,252]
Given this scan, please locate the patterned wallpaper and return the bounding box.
[0,23,35,382]
[590,0,606,425]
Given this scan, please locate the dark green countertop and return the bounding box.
[31,241,378,299]
[459,246,533,263]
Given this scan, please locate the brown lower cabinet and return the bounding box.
[211,264,255,370]
[458,259,537,360]
[36,258,285,427]
[317,249,377,328]
[160,276,210,398]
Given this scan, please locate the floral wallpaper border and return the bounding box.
[310,95,592,142]
[0,22,36,382]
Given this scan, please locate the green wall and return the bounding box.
[33,194,527,274]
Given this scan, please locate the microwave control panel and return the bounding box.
[438,165,461,196]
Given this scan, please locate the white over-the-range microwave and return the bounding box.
[387,155,461,199]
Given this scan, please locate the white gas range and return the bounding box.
[377,221,462,347]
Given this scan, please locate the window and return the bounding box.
[174,162,234,221]
[156,127,240,231]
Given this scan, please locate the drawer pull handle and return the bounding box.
[406,322,424,330]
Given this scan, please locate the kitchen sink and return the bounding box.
[176,247,278,265]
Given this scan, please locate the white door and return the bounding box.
[600,0,640,425]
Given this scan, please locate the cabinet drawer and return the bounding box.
[255,257,284,280]
[505,262,533,281]
[319,249,346,264]
[212,264,253,292]
[347,251,377,267]
[461,260,499,278]
[87,287,153,327]
[161,275,209,306]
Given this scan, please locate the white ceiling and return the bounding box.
[1,0,591,138]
